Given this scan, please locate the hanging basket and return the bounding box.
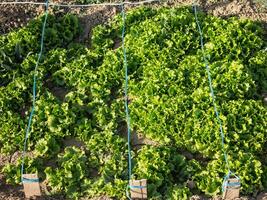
[222,173,241,200]
[129,179,147,199]
[22,173,41,199]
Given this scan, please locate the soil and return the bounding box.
[0,0,266,35]
[0,0,266,199]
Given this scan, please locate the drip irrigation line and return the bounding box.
[120,3,134,200]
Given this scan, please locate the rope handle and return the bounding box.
[193,0,230,169]
[45,0,49,10]
[121,2,133,182]
[126,185,131,200]
[222,171,241,192]
[193,1,242,194]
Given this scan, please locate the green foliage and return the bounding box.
[0,14,80,86]
[193,152,263,195]
[45,147,88,200]
[134,146,189,198]
[263,166,267,188]
[2,156,43,185]
[0,6,266,200]
[35,135,61,159]
[86,130,128,180]
[165,185,192,200]
[0,110,25,153]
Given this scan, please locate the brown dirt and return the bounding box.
[78,6,118,45]
[0,0,44,34]
[0,151,35,169]
[0,153,11,168]
[0,0,266,35]
[132,130,160,149]
[0,182,24,200]
[117,120,160,149]
[0,0,266,199]
[62,137,85,149]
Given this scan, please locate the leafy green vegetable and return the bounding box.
[0,5,266,200]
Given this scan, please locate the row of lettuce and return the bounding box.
[0,6,267,199]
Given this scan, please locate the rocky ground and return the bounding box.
[0,0,266,199]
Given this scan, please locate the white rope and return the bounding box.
[0,0,160,7]
[0,1,44,5]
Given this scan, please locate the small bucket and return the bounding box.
[22,173,41,199]
[222,176,240,200]
[129,179,147,199]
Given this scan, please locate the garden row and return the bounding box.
[0,6,266,199]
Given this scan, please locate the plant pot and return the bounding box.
[222,178,240,200]
[22,173,41,199]
[129,179,147,199]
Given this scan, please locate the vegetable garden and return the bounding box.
[0,1,266,199]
